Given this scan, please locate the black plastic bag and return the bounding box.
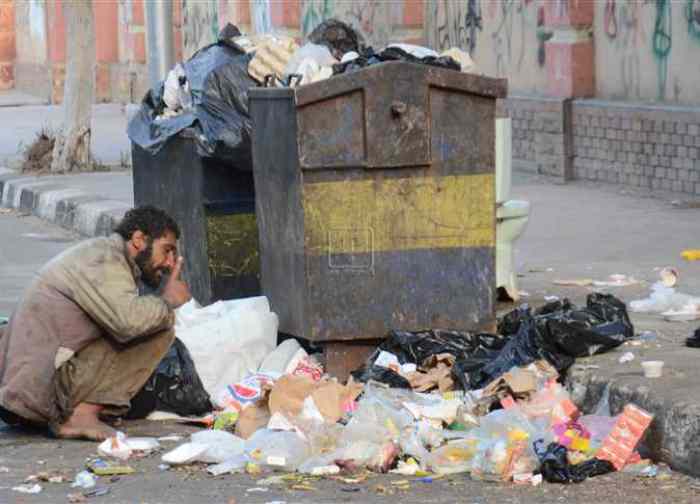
[333,46,461,76]
[536,293,633,357]
[127,338,212,419]
[454,315,575,390]
[685,327,700,348]
[352,329,507,389]
[351,365,412,389]
[535,441,615,483]
[128,28,256,168]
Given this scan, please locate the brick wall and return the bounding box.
[505,96,700,195]
[504,96,572,182]
[571,101,700,194]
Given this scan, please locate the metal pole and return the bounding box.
[144,0,175,88]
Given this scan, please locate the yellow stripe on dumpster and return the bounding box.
[302,173,495,255]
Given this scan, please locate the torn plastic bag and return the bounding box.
[128,28,256,167]
[535,441,615,483]
[127,338,212,419]
[333,46,461,76]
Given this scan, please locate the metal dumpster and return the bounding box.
[249,62,507,377]
[132,130,260,305]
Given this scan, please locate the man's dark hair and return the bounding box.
[114,205,180,241]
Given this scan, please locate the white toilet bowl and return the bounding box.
[495,117,530,301]
[497,200,530,301]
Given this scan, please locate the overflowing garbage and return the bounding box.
[101,292,656,489]
[127,19,479,168]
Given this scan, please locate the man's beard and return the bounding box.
[134,240,164,289]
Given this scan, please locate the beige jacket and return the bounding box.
[0,234,174,424]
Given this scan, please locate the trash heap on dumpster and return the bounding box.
[94,292,655,487]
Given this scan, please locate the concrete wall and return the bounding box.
[594,0,700,105]
[425,0,549,96]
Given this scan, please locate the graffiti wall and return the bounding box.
[425,0,549,95]
[301,0,396,49]
[595,0,700,103]
[182,0,219,59]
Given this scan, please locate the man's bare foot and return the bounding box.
[55,403,116,441]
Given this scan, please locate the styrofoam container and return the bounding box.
[641,360,664,378]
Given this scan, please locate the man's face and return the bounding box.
[135,230,178,289]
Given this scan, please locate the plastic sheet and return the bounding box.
[127,338,212,418]
[245,429,311,472]
[128,27,256,166]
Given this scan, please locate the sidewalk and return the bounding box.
[0,98,131,169]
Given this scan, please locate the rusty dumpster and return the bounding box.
[249,61,507,377]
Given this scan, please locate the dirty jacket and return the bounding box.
[0,234,174,424]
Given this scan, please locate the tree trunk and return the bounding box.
[51,0,95,173]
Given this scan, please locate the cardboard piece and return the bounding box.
[268,375,363,424]
[406,353,456,393]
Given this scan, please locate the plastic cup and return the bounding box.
[641,360,664,378]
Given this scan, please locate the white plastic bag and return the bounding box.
[175,296,279,396]
[191,430,246,464]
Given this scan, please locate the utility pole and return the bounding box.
[144,0,175,87]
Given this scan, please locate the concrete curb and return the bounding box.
[568,367,700,477]
[0,168,132,237]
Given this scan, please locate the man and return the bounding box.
[0,206,191,440]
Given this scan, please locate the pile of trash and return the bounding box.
[127,19,477,166]
[106,292,656,487]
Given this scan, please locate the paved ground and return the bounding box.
[1,175,700,502]
[0,100,131,169]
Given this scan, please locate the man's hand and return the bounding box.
[162,257,192,309]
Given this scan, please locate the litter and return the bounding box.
[618,352,635,364]
[659,267,679,287]
[641,360,664,378]
[307,18,365,59]
[686,327,700,348]
[630,282,700,321]
[175,297,279,401]
[12,483,42,493]
[247,35,299,84]
[593,274,639,287]
[682,249,700,261]
[71,471,96,489]
[128,26,257,164]
[97,433,160,460]
[596,404,654,470]
[128,337,212,419]
[87,459,135,476]
[82,487,111,498]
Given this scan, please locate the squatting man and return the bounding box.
[0,206,191,440]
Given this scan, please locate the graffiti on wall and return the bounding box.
[603,0,673,101]
[426,0,484,54]
[182,0,219,59]
[687,0,700,41]
[301,0,392,48]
